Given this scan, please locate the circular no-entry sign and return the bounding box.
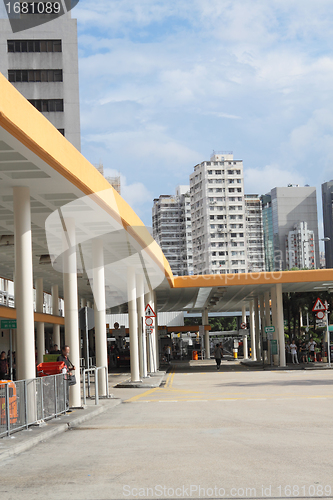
[240,322,246,329]
[145,317,153,326]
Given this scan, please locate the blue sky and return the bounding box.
[4,0,333,233]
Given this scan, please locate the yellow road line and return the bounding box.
[164,372,172,388]
[168,370,175,389]
[125,387,159,402]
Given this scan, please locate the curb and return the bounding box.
[115,371,166,388]
[0,400,121,461]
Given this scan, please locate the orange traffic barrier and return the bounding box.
[37,361,65,377]
[0,380,18,425]
[192,351,198,361]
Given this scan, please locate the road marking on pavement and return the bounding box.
[186,399,208,402]
[246,398,267,401]
[164,369,175,389]
[125,387,159,402]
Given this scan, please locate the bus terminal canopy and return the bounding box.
[1,73,333,312]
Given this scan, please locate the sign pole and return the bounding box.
[9,328,13,380]
[327,310,331,369]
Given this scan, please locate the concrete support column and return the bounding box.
[259,295,265,360]
[62,218,81,407]
[136,275,147,378]
[242,305,248,360]
[249,300,256,360]
[153,291,159,371]
[128,268,140,382]
[264,291,271,362]
[264,291,271,327]
[93,239,108,395]
[254,297,260,361]
[13,187,35,381]
[276,283,286,367]
[36,278,45,364]
[270,285,279,366]
[52,285,61,348]
[202,308,210,359]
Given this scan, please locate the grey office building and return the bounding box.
[322,181,333,268]
[0,13,81,151]
[269,186,319,270]
[261,194,274,271]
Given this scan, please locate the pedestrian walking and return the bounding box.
[214,343,223,370]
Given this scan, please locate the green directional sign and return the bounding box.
[265,326,275,333]
[329,325,333,332]
[1,319,17,329]
[270,339,278,355]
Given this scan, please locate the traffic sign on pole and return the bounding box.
[240,322,246,329]
[145,317,153,327]
[312,298,326,312]
[0,319,17,329]
[145,304,156,317]
[316,311,325,320]
[264,326,275,333]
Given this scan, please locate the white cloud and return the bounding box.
[75,0,333,225]
[244,164,306,196]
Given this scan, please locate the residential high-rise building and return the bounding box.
[190,152,247,275]
[0,13,81,150]
[152,186,193,276]
[321,181,333,268]
[285,221,316,269]
[261,194,275,271]
[244,194,265,272]
[263,186,319,270]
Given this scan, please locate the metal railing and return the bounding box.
[0,373,68,438]
[80,357,96,374]
[82,366,110,405]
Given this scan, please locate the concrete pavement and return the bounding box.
[0,361,332,500]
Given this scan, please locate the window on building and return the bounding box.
[8,39,62,53]
[215,170,221,174]
[208,170,213,174]
[8,69,63,83]
[28,99,64,112]
[237,188,242,192]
